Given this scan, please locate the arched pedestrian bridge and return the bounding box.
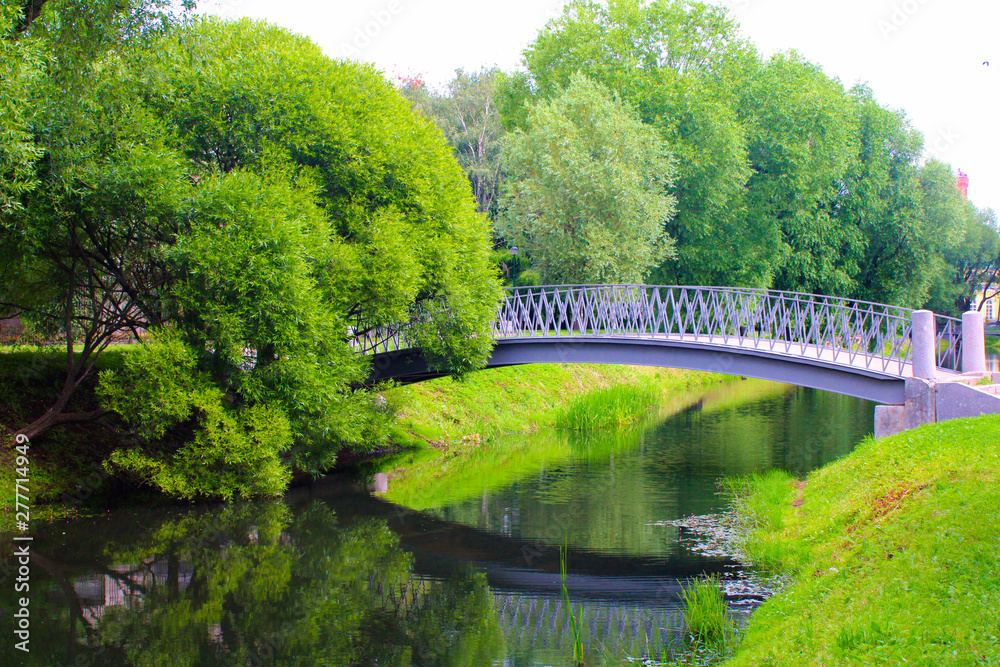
[358,285,997,433]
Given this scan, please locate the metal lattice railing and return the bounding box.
[352,285,964,376]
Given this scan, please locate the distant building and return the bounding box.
[974,286,1000,323]
[957,169,970,199]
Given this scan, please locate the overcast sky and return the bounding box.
[203,0,998,213]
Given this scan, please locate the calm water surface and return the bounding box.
[1,378,874,666]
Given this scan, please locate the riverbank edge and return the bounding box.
[0,350,728,529]
[721,415,1000,665]
[383,363,730,449]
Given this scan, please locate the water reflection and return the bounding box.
[1,381,874,666]
[4,500,503,666]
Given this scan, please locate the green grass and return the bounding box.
[555,383,660,430]
[559,543,585,666]
[385,363,727,447]
[681,574,738,649]
[723,416,1000,666]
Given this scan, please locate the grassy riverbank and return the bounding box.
[725,416,1000,665]
[385,363,727,447]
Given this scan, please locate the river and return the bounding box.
[2,378,873,666]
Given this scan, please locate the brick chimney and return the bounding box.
[956,169,969,198]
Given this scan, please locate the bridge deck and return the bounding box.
[499,332,927,379]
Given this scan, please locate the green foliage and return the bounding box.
[725,417,1000,665]
[99,332,292,499]
[499,73,677,283]
[521,0,763,287]
[555,383,659,430]
[0,4,42,213]
[511,0,997,303]
[0,13,499,496]
[399,68,506,218]
[148,18,500,346]
[733,53,858,295]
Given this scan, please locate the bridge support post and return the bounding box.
[962,310,986,374]
[874,377,937,439]
[911,310,937,380]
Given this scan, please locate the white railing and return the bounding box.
[352,285,964,375]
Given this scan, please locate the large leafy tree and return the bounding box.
[1,13,500,497]
[731,52,860,295]
[520,0,768,286]
[498,73,677,284]
[0,0,195,439]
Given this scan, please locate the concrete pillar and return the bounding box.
[962,310,986,374]
[911,310,937,379]
[369,473,389,494]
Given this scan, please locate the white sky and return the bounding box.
[202,0,998,213]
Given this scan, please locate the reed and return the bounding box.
[555,383,659,430]
[680,575,736,649]
[559,542,585,666]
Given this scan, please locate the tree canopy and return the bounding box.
[497,74,677,284]
[495,0,996,310]
[0,8,500,498]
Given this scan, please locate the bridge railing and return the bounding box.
[493,285,963,374]
[350,285,964,374]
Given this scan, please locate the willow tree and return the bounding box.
[520,0,762,286]
[2,14,500,498]
[498,74,677,284]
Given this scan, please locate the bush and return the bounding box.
[99,332,292,499]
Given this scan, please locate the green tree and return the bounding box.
[0,3,41,212]
[0,0,195,440]
[400,68,507,218]
[498,74,677,284]
[1,15,501,498]
[731,52,859,295]
[521,0,767,286]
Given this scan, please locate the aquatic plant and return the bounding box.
[680,575,736,648]
[559,542,585,665]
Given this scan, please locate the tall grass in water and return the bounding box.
[556,384,659,430]
[559,543,585,666]
[680,574,736,649]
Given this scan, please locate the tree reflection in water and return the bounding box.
[12,501,504,666]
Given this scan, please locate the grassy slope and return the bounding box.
[726,416,1000,666]
[385,363,727,446]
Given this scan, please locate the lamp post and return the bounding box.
[510,246,518,290]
